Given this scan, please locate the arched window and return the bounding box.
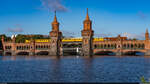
[142,44,145,49]
[101,44,104,49]
[131,44,133,49]
[94,45,97,49]
[134,44,137,48]
[104,44,107,48]
[123,44,126,49]
[108,44,110,48]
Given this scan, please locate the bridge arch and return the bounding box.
[63,44,81,48]
[36,51,49,56]
[94,51,116,56]
[5,52,12,56]
[63,49,79,56]
[123,51,145,56]
[17,52,29,56]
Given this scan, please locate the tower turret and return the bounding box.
[145,28,149,40]
[1,36,4,43]
[83,8,92,31]
[11,35,16,56]
[51,11,59,31]
[144,28,150,56]
[12,35,16,43]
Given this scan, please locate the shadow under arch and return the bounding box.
[63,51,78,56]
[5,52,12,56]
[17,52,29,56]
[94,51,116,56]
[123,51,145,56]
[36,51,49,56]
[0,51,3,56]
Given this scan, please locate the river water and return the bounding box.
[0,56,150,83]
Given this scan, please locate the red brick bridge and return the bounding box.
[1,35,150,56]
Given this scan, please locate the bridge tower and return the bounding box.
[29,39,35,56]
[11,35,16,56]
[1,36,4,56]
[145,28,150,56]
[49,11,62,56]
[81,8,94,56]
[116,35,123,56]
[145,28,149,41]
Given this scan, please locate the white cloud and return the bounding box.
[40,0,67,12]
[7,24,24,33]
[121,32,145,40]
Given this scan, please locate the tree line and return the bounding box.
[0,34,50,43]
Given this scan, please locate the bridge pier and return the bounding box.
[116,50,123,56]
[116,52,123,56]
[145,50,150,56]
[12,51,16,56]
[29,52,35,56]
[3,51,6,56]
[3,51,16,56]
[0,51,4,56]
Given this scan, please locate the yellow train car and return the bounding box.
[93,38,104,41]
[25,40,31,43]
[25,37,104,43]
[62,38,82,42]
[35,39,50,43]
[25,39,50,43]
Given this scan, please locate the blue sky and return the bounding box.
[0,0,150,39]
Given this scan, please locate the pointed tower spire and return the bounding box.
[146,28,149,33]
[86,8,90,20]
[83,8,92,30]
[53,10,58,23]
[51,10,59,31]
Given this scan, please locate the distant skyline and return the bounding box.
[0,0,150,39]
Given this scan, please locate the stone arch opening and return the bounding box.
[108,44,110,48]
[134,44,137,48]
[111,44,114,49]
[0,51,3,56]
[36,51,49,56]
[123,51,145,56]
[0,40,3,50]
[5,52,12,56]
[94,44,97,49]
[94,51,115,56]
[17,52,29,56]
[63,50,78,56]
[63,44,79,48]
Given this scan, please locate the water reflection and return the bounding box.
[0,56,150,83]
